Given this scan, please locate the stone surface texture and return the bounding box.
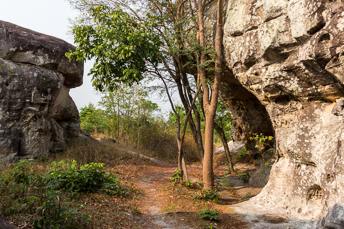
[0,21,83,159]
[221,0,344,227]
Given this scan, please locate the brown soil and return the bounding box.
[3,142,263,229]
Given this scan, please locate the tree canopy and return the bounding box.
[67,5,162,91]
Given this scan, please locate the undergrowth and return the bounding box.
[46,160,128,196]
[170,169,183,184]
[194,189,220,202]
[198,208,219,221]
[0,159,128,228]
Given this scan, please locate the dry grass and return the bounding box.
[52,137,148,167]
[91,130,200,164]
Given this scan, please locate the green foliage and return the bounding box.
[170,169,182,184]
[77,84,199,162]
[238,172,250,184]
[250,133,274,151]
[0,159,127,228]
[236,147,249,162]
[198,209,219,221]
[80,104,108,134]
[67,5,162,91]
[194,189,219,202]
[0,161,39,216]
[215,100,232,141]
[33,191,90,229]
[182,180,202,189]
[8,160,33,184]
[183,180,193,188]
[46,160,127,196]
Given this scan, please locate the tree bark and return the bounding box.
[197,0,224,190]
[159,72,189,181]
[215,123,235,173]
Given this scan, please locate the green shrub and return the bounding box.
[0,159,128,228]
[194,189,219,202]
[33,191,90,229]
[7,160,33,184]
[198,209,219,221]
[46,160,127,196]
[170,169,182,184]
[0,160,41,216]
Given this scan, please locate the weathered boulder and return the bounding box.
[0,21,83,159]
[220,0,344,226]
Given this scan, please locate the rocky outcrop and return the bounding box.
[221,0,344,227]
[0,21,83,159]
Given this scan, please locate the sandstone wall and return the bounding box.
[0,21,83,160]
[221,0,344,227]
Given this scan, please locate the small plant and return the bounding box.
[250,133,273,151]
[183,180,193,188]
[0,159,133,228]
[9,160,33,184]
[170,169,182,184]
[33,191,90,229]
[46,160,127,196]
[194,189,219,202]
[236,147,249,161]
[198,209,219,221]
[208,223,216,229]
[238,172,250,184]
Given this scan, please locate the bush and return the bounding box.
[9,160,33,184]
[0,160,43,216]
[198,209,219,221]
[46,160,127,196]
[33,191,90,229]
[0,159,128,228]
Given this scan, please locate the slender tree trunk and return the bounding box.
[197,0,224,190]
[176,79,204,160]
[176,116,188,180]
[215,124,235,173]
[159,73,189,181]
[202,112,216,189]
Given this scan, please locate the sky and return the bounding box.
[0,0,171,115]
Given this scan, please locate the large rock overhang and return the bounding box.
[220,0,344,226]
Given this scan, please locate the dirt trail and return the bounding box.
[133,164,193,229]
[111,145,251,228]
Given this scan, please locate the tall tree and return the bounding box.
[69,0,205,161]
[195,0,225,190]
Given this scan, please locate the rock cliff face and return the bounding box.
[221,0,344,227]
[0,21,83,160]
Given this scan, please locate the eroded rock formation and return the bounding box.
[0,21,83,160]
[221,0,344,227]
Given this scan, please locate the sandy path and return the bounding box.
[133,164,193,229]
